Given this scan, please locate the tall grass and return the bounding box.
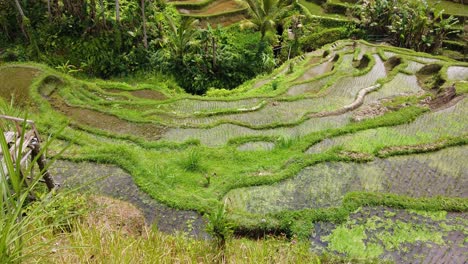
[42,223,327,264]
[180,148,203,172]
[0,119,77,263]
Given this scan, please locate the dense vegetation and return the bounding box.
[2,0,465,94]
[0,0,467,263]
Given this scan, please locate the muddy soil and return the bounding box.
[51,160,208,238]
[310,207,468,264]
[0,66,41,107]
[130,90,167,100]
[351,102,388,121]
[47,95,166,141]
[180,0,242,15]
[199,13,247,27]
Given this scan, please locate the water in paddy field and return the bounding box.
[310,206,468,264]
[225,146,467,214]
[51,160,208,238]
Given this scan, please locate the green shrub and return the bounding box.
[323,1,349,14]
[180,148,203,172]
[300,27,350,51]
[205,202,234,249]
[0,120,81,262]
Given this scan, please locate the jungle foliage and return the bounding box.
[354,0,460,52]
[0,0,463,94]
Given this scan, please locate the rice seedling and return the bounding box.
[180,148,204,172]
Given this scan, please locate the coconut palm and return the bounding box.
[242,0,291,40]
[162,15,199,62]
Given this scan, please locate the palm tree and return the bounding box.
[242,0,290,40]
[163,15,199,62]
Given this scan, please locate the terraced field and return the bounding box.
[1,40,467,263]
[171,0,248,26]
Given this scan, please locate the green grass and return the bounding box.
[428,0,468,17]
[324,213,447,259]
[298,0,347,19]
[37,216,340,264]
[0,40,467,248]
[323,225,384,259]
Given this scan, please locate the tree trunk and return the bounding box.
[115,0,120,24]
[212,36,216,69]
[47,0,52,21]
[13,0,28,40]
[141,0,148,49]
[90,0,97,22]
[14,0,25,17]
[99,0,106,28]
[30,141,55,191]
[52,0,60,17]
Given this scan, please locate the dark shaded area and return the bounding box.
[384,56,402,73]
[417,64,445,90]
[51,160,208,238]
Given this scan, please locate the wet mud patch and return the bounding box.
[351,102,388,122]
[0,66,41,107]
[179,0,243,15]
[130,89,167,100]
[310,206,468,264]
[105,88,127,94]
[198,13,246,27]
[51,160,207,238]
[46,95,166,141]
[89,89,129,101]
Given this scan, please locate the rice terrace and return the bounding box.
[0,0,467,263]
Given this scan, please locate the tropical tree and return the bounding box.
[242,0,290,41]
[161,15,199,62]
[355,0,459,53]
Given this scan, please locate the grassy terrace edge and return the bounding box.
[2,39,467,240]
